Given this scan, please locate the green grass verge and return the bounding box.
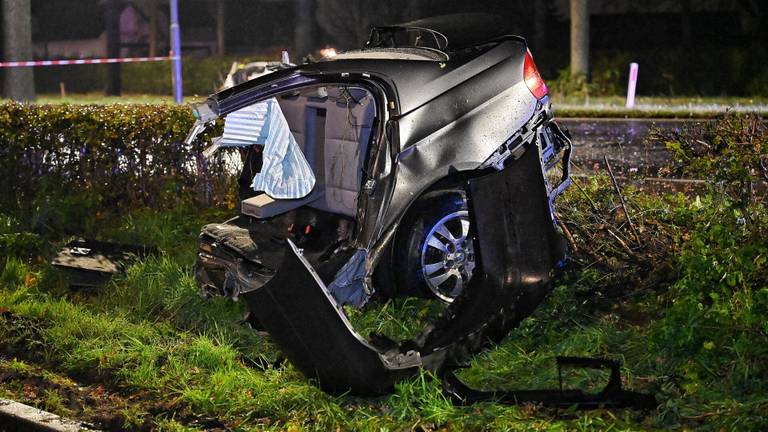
[0,260,662,431]
[555,96,768,118]
[1,114,766,430]
[2,172,767,431]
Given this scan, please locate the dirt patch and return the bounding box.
[0,310,50,364]
[0,359,128,430]
[0,311,230,431]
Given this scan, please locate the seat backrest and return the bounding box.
[275,88,375,217]
[312,89,375,217]
[276,95,308,151]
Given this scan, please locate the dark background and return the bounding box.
[2,0,768,96]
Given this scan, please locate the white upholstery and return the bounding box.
[269,88,375,218]
[313,94,374,216]
[275,95,307,151]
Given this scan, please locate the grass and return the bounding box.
[0,114,766,430]
[555,95,768,118]
[0,274,656,431]
[1,176,764,431]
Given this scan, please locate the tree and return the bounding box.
[315,0,410,51]
[570,0,589,78]
[681,0,692,48]
[104,0,121,96]
[294,0,315,59]
[533,0,550,52]
[2,0,35,101]
[216,0,225,56]
[736,0,764,37]
[147,0,159,57]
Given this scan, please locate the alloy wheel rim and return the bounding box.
[420,210,475,303]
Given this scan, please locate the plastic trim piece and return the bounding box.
[443,357,657,410]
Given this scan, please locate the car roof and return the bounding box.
[208,40,527,117]
[207,15,526,117]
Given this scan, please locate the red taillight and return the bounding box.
[524,50,548,100]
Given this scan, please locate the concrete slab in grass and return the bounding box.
[0,399,93,432]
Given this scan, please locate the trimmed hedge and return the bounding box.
[0,103,231,219]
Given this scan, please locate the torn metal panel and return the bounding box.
[240,240,420,395]
[412,144,568,370]
[468,138,568,285]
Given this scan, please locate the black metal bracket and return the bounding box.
[442,356,657,410]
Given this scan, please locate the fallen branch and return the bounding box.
[557,218,578,253]
[572,176,601,213]
[604,156,642,246]
[606,228,636,258]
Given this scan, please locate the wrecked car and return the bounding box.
[185,14,575,396]
[220,50,294,91]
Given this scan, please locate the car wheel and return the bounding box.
[392,189,476,303]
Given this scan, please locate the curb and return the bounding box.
[0,399,93,432]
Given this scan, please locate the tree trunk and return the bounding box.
[737,0,761,36]
[681,0,692,49]
[105,0,121,96]
[294,0,314,60]
[408,0,422,20]
[2,0,35,102]
[149,0,158,57]
[216,0,226,56]
[569,0,589,78]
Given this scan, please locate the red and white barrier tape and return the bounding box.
[0,55,178,68]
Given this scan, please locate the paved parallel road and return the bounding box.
[558,118,706,174]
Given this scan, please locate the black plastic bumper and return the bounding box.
[240,240,421,394]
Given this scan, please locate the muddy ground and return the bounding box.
[560,118,703,175]
[0,310,229,431]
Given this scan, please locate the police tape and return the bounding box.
[0,55,178,68]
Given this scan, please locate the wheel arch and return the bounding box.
[370,170,482,299]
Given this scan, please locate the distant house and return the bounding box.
[33,2,159,59]
[34,32,108,59]
[30,1,224,60]
[118,3,165,54]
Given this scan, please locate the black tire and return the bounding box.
[388,188,475,302]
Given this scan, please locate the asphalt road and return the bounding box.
[558,118,706,175]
